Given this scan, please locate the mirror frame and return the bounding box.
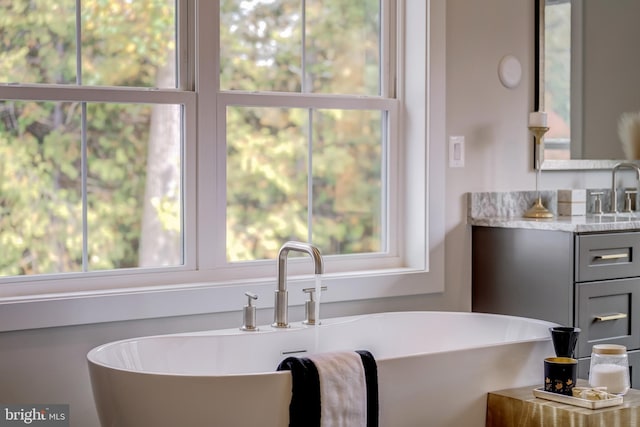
[535,0,632,170]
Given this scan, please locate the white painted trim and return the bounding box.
[0,85,192,103]
[0,267,434,332]
[217,92,398,110]
[425,0,446,285]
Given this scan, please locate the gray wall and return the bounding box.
[582,0,640,159]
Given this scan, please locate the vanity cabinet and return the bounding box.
[472,226,640,387]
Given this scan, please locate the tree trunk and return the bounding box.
[139,47,181,267]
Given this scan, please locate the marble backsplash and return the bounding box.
[468,189,626,219]
[468,191,558,219]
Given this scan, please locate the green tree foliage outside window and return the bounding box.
[0,0,387,277]
[221,0,385,261]
[0,0,177,275]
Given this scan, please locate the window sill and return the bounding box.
[0,267,443,332]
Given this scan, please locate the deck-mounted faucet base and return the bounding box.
[610,162,640,213]
[272,241,324,329]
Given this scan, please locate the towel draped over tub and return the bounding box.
[277,350,378,427]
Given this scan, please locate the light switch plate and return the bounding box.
[449,136,465,168]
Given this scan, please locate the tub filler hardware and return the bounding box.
[302,286,327,325]
[273,241,324,329]
[240,292,258,331]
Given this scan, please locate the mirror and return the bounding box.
[535,0,640,170]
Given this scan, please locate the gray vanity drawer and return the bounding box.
[575,233,640,282]
[575,277,640,358]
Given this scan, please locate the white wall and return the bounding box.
[0,1,622,426]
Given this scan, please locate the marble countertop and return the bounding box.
[469,214,640,233]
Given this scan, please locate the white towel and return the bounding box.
[308,351,368,427]
[276,349,378,427]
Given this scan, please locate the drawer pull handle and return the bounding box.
[594,313,628,322]
[594,253,629,261]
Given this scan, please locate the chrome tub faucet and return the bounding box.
[272,241,324,328]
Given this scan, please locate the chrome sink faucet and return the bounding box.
[611,162,640,213]
[272,241,324,328]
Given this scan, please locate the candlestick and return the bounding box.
[524,125,554,219]
[529,111,548,128]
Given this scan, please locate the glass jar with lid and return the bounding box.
[588,344,630,395]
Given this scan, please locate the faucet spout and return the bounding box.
[611,162,640,213]
[273,241,324,328]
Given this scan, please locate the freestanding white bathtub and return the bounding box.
[87,311,556,427]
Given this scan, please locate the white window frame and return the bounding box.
[207,0,401,278]
[0,0,445,332]
[208,94,400,278]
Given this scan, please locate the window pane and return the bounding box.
[81,0,177,88]
[0,1,176,87]
[219,0,381,95]
[306,0,381,95]
[226,106,384,261]
[0,101,83,275]
[86,103,183,271]
[226,106,309,261]
[0,1,77,85]
[220,0,302,92]
[544,1,571,160]
[0,100,183,277]
[312,109,383,254]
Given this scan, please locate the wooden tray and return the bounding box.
[533,388,623,409]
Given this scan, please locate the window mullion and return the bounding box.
[301,0,307,93]
[76,0,89,271]
[307,109,313,243]
[81,103,89,272]
[382,0,396,98]
[381,110,390,253]
[75,0,82,85]
[178,0,195,90]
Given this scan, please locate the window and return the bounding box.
[0,0,444,330]
[218,0,398,265]
[1,0,398,283]
[0,1,192,284]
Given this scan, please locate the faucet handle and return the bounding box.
[244,291,258,303]
[624,189,637,213]
[590,191,604,215]
[302,286,327,325]
[302,286,327,300]
[240,292,259,331]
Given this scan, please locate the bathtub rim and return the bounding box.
[87,310,559,377]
